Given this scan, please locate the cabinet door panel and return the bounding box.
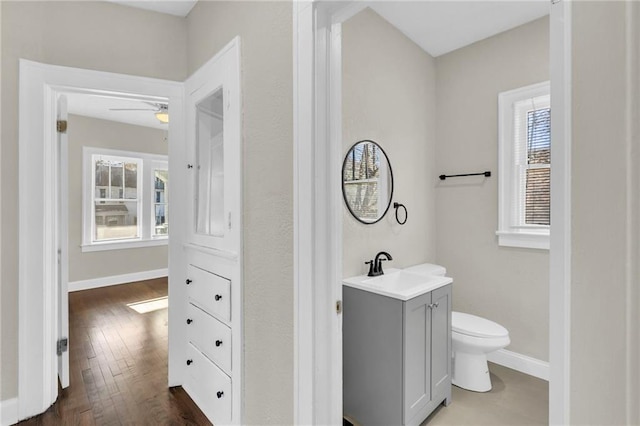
[403,292,431,423]
[431,285,451,399]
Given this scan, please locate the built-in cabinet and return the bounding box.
[343,284,452,426]
[183,263,234,424]
[177,37,242,425]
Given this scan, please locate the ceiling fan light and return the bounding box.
[155,111,169,124]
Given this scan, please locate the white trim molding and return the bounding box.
[293,2,346,424]
[549,1,572,424]
[68,268,168,292]
[1,398,18,426]
[488,349,550,381]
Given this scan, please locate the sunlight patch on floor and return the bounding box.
[127,296,168,314]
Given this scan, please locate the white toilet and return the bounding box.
[404,263,511,392]
[451,311,510,392]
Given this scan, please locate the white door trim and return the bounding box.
[17,60,184,420]
[549,1,572,424]
[293,1,572,424]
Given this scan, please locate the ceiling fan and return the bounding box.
[109,102,169,124]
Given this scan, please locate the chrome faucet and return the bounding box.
[365,251,393,277]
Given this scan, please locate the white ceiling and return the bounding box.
[369,1,550,57]
[66,93,169,130]
[105,1,549,58]
[106,0,197,17]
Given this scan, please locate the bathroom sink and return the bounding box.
[343,268,452,301]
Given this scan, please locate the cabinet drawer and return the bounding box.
[187,303,232,374]
[184,343,232,425]
[187,264,231,322]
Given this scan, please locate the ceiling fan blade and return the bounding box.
[109,108,158,111]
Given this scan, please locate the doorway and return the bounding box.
[60,89,171,392]
[293,1,572,424]
[17,61,186,419]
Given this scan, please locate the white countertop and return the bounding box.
[343,268,453,301]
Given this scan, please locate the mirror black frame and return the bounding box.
[341,139,394,225]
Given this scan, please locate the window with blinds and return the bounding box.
[498,81,551,249]
[525,108,551,225]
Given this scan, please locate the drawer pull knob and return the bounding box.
[217,391,224,399]
[185,279,192,285]
[215,294,223,301]
[186,359,193,366]
[186,319,193,325]
[215,340,223,347]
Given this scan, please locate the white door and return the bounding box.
[57,93,70,388]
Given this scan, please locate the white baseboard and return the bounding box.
[68,268,168,292]
[487,348,549,381]
[1,398,18,426]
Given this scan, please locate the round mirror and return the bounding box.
[342,140,394,224]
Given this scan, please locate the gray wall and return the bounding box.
[186,2,293,424]
[67,114,168,283]
[570,2,634,423]
[1,0,187,400]
[435,17,550,361]
[342,8,437,278]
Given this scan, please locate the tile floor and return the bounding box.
[422,362,549,425]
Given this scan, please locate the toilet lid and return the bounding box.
[452,312,509,338]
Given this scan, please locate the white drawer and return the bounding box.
[187,264,231,322]
[184,343,232,425]
[187,303,232,374]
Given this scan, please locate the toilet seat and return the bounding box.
[452,312,508,338]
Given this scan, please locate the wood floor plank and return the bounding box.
[19,278,211,426]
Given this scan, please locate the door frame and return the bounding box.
[17,60,185,420]
[292,1,572,424]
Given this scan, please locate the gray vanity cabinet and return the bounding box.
[344,284,452,426]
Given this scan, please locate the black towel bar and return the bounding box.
[439,171,491,180]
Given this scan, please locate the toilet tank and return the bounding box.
[404,263,447,277]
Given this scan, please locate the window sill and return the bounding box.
[496,230,549,250]
[81,237,168,252]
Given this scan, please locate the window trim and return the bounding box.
[82,147,168,252]
[497,81,551,250]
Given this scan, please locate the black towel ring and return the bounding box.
[393,202,407,225]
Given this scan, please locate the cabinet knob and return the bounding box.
[186,359,193,366]
[215,294,223,301]
[215,340,223,347]
[186,318,193,325]
[217,391,224,399]
[185,279,192,285]
[433,302,439,308]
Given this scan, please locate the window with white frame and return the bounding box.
[497,81,551,249]
[83,147,168,251]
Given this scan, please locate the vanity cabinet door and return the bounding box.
[403,292,431,423]
[430,284,452,401]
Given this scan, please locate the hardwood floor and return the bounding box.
[20,278,211,426]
